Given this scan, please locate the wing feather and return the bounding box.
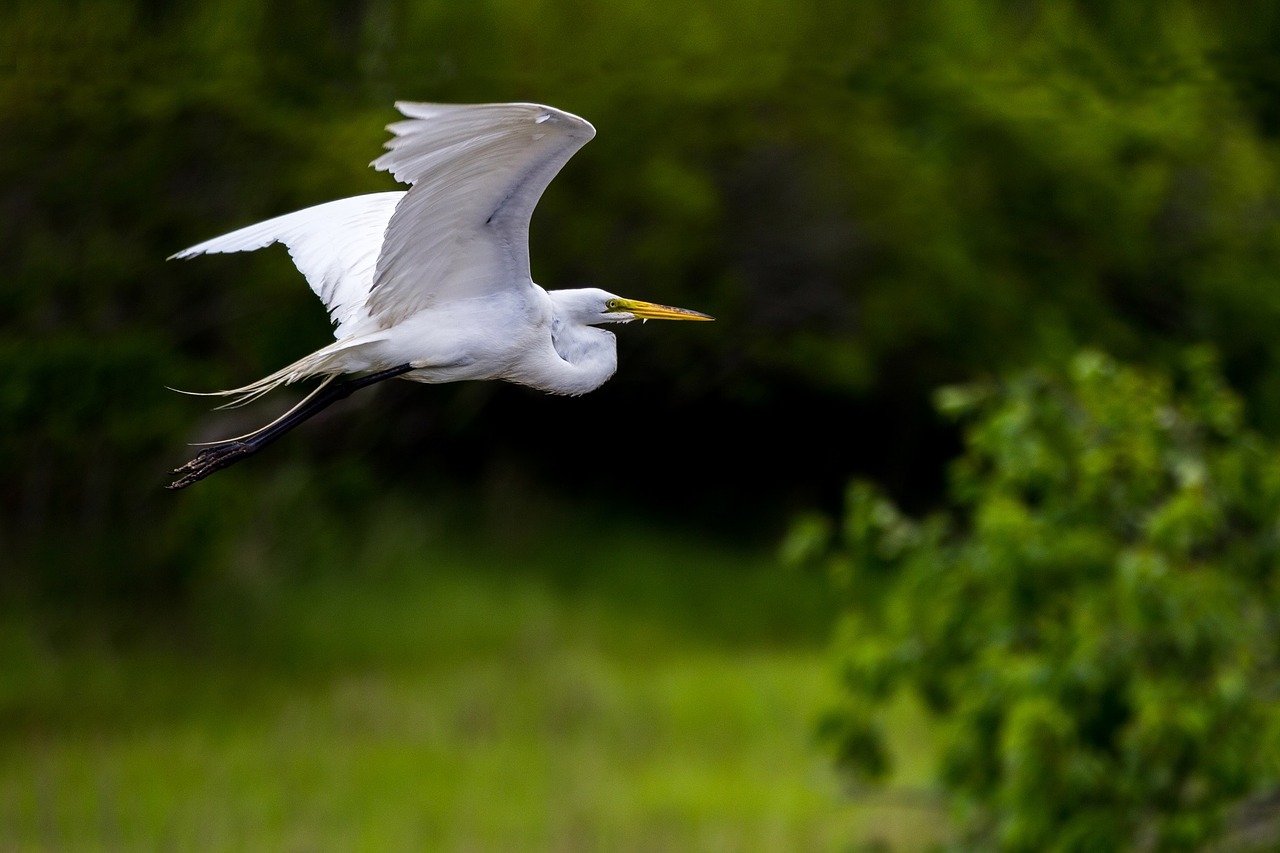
[171,192,404,333]
[366,102,595,327]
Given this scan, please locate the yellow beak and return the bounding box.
[617,298,715,321]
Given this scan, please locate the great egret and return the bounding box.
[168,102,712,490]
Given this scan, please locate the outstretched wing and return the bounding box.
[366,102,596,327]
[170,192,404,334]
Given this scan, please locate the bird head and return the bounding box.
[554,288,714,326]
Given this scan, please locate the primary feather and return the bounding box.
[169,192,403,335]
[367,102,595,328]
[173,102,595,343]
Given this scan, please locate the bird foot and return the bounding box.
[167,441,255,490]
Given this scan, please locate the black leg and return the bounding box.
[167,363,415,491]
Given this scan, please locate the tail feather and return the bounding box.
[171,333,389,408]
[188,375,339,446]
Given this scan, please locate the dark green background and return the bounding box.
[5,0,1280,611]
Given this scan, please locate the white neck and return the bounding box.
[551,321,618,394]
[508,291,619,395]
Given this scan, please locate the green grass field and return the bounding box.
[1,490,946,850]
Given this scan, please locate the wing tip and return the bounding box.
[388,100,595,139]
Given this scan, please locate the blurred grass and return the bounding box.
[0,482,946,851]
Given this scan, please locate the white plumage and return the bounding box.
[172,191,402,333]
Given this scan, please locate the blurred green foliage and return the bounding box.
[0,494,871,850]
[786,349,1280,850]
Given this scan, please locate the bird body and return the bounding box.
[168,102,711,488]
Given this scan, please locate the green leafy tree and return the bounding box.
[786,350,1280,851]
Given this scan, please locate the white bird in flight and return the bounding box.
[168,102,712,490]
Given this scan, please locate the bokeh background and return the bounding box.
[6,0,1280,849]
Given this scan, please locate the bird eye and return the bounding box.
[606,299,621,311]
